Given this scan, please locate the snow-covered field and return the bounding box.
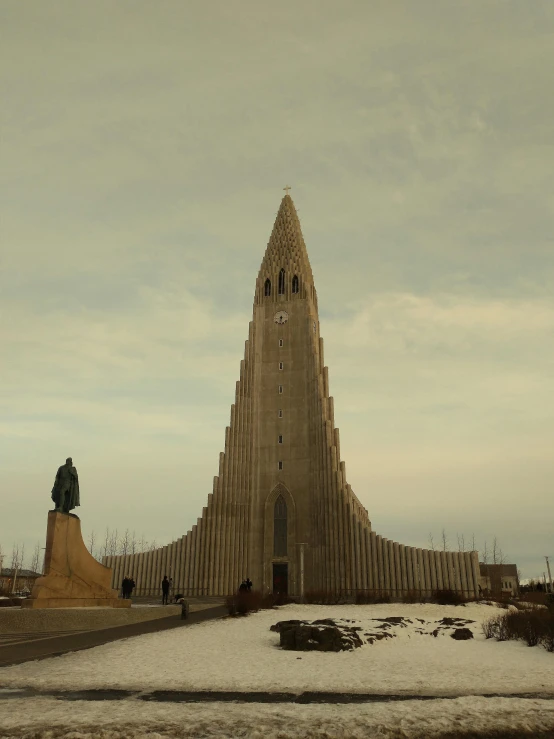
[0,602,553,738]
[0,602,552,695]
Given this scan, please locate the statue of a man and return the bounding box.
[51,457,80,514]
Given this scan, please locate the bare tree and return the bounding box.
[108,529,119,557]
[139,534,148,553]
[471,533,476,552]
[149,540,157,551]
[492,536,506,565]
[481,540,490,565]
[457,533,466,552]
[88,530,96,559]
[102,528,110,559]
[130,531,137,555]
[29,543,41,574]
[441,529,449,552]
[11,543,25,571]
[119,529,131,556]
[428,533,435,551]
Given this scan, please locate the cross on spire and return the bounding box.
[283,185,292,196]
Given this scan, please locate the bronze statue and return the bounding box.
[51,457,80,514]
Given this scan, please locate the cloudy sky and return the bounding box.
[1,1,553,580]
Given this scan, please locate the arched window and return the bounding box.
[278,268,285,295]
[264,278,271,296]
[292,275,299,294]
[274,495,287,556]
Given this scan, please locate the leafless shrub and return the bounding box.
[484,608,554,651]
[482,616,500,639]
[432,589,467,606]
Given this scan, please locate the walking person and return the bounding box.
[121,575,129,599]
[161,575,170,605]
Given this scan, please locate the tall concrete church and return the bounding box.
[105,194,480,598]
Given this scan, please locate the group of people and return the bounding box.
[121,575,136,599]
[238,578,253,592]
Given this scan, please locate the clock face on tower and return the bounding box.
[274,310,289,325]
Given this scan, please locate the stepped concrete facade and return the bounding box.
[104,194,480,598]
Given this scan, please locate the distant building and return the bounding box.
[0,568,41,595]
[479,564,519,597]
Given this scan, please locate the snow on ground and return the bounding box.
[0,696,553,739]
[0,602,552,696]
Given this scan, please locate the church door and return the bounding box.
[273,563,288,594]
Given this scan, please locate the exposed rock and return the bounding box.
[270,619,305,633]
[450,628,474,640]
[276,622,363,652]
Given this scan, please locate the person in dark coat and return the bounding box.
[238,580,248,593]
[128,576,136,600]
[161,575,170,605]
[245,578,253,592]
[121,576,129,599]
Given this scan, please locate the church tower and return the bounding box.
[104,193,480,599]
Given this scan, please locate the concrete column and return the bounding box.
[365,528,377,590]
[439,551,449,589]
[454,552,464,593]
[360,525,369,591]
[416,548,425,594]
[459,551,469,596]
[446,552,455,591]
[423,549,433,597]
[184,532,192,595]
[427,549,438,593]
[376,535,385,594]
[202,494,214,594]
[227,407,238,595]
[399,545,409,593]
[136,552,145,596]
[190,525,198,594]
[470,551,480,598]
[392,541,402,597]
[413,549,422,594]
[404,548,413,591]
[434,550,444,591]
[148,548,157,596]
[195,511,205,596]
[382,539,390,593]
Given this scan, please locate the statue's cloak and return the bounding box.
[51,465,80,511]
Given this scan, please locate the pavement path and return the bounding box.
[0,687,553,703]
[0,604,227,668]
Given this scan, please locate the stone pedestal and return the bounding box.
[22,511,129,609]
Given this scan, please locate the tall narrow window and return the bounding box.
[273,495,287,556]
[279,339,283,347]
[279,362,283,370]
[278,461,283,470]
[278,409,283,418]
[292,275,299,294]
[264,278,271,296]
[278,435,283,444]
[278,385,283,394]
[278,268,285,295]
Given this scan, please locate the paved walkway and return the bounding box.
[0,604,227,668]
[0,687,552,703]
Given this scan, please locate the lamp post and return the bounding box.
[545,556,553,594]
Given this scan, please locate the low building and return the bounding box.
[479,564,519,597]
[0,568,42,595]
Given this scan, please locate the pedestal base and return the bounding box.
[25,511,129,609]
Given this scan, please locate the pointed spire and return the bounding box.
[255,193,315,304]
